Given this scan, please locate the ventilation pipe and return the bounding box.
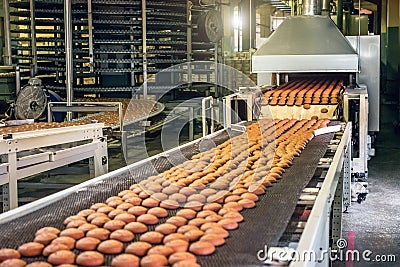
[299,0,321,15]
[321,0,331,16]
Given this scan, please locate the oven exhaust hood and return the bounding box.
[252,16,359,73]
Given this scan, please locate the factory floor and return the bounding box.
[333,100,400,266]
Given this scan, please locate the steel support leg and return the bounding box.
[89,157,95,178]
[343,136,352,210]
[332,170,344,251]
[317,218,330,266]
[188,107,194,141]
[142,0,148,99]
[94,139,108,177]
[359,94,368,175]
[2,184,9,212]
[7,152,18,210]
[331,125,352,250]
[121,131,128,162]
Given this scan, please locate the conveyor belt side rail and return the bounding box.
[290,122,352,267]
[47,101,123,131]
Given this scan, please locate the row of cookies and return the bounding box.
[0,99,157,135]
[263,79,343,106]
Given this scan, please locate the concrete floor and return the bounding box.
[333,101,400,266]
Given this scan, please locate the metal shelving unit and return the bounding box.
[7,0,221,96]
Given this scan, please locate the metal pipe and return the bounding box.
[3,0,12,65]
[210,98,214,134]
[64,0,74,121]
[15,66,20,95]
[222,98,227,128]
[87,0,94,73]
[229,0,235,52]
[240,0,255,50]
[234,98,238,123]
[118,102,123,131]
[251,0,256,49]
[297,0,302,15]
[302,0,321,15]
[129,5,135,89]
[321,0,330,15]
[187,1,193,86]
[237,4,240,51]
[337,0,343,31]
[214,1,221,97]
[249,0,252,50]
[214,45,219,96]
[47,102,52,122]
[291,0,295,16]
[29,0,37,75]
[188,107,194,141]
[202,96,213,136]
[142,0,148,99]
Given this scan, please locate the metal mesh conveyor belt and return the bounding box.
[0,132,230,264]
[196,132,335,266]
[0,129,334,266]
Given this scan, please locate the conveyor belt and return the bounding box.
[197,132,334,266]
[0,124,335,266]
[0,131,231,263]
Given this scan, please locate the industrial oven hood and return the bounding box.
[252,16,359,73]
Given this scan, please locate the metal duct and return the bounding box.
[301,0,321,15]
[321,0,331,15]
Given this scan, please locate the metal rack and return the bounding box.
[7,0,220,95]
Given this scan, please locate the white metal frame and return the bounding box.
[202,96,215,137]
[0,123,108,211]
[224,91,256,129]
